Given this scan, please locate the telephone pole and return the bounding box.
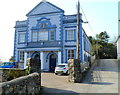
[76,0,80,59]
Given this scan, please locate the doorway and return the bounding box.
[49,54,56,72]
[30,52,40,73]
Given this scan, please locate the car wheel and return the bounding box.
[55,73,58,75]
[66,71,69,75]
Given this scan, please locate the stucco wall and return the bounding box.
[28,14,63,42]
[0,72,41,94]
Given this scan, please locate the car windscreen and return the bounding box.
[57,65,65,67]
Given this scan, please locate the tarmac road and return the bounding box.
[41,59,118,94]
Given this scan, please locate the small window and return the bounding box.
[32,32,37,42]
[50,30,55,40]
[19,33,25,43]
[20,51,24,62]
[68,50,74,60]
[40,23,48,28]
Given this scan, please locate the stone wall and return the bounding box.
[0,72,41,94]
[68,59,82,83]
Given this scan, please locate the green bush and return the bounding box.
[7,69,29,80]
[1,68,30,81]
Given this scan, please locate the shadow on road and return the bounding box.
[90,82,114,85]
[41,86,78,94]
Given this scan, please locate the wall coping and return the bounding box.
[0,72,39,87]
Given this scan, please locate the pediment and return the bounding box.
[26,1,64,16]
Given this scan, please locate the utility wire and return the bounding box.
[80,5,96,36]
[80,4,99,57]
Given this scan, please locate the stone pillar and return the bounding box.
[24,52,27,69]
[58,51,61,64]
[68,59,82,83]
[40,52,43,70]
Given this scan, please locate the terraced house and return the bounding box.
[14,1,91,71]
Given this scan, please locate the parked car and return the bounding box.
[0,62,15,68]
[55,63,68,75]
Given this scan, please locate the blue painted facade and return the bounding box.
[14,1,91,71]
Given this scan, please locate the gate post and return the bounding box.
[68,59,82,83]
[28,58,41,73]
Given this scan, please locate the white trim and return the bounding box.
[40,52,44,70]
[58,51,61,65]
[24,52,27,69]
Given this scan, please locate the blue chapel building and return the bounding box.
[14,1,91,71]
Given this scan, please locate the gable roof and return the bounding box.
[26,1,64,16]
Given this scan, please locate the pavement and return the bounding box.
[41,59,118,94]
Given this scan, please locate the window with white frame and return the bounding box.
[20,51,24,62]
[50,30,55,40]
[68,50,74,60]
[39,31,48,40]
[32,32,37,42]
[19,33,25,43]
[67,30,74,40]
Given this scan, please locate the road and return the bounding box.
[41,59,118,94]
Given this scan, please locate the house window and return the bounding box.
[68,50,74,60]
[32,32,37,42]
[40,23,48,28]
[50,30,55,40]
[19,33,25,43]
[67,30,74,40]
[20,51,24,62]
[39,31,48,40]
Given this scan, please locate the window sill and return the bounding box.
[18,42,26,44]
[65,40,76,42]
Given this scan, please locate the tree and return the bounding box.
[9,56,14,62]
[89,31,117,59]
[96,31,110,43]
[88,36,102,57]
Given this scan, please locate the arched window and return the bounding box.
[40,23,48,28]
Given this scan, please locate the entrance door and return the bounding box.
[49,54,56,72]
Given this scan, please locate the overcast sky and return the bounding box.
[0,0,118,61]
